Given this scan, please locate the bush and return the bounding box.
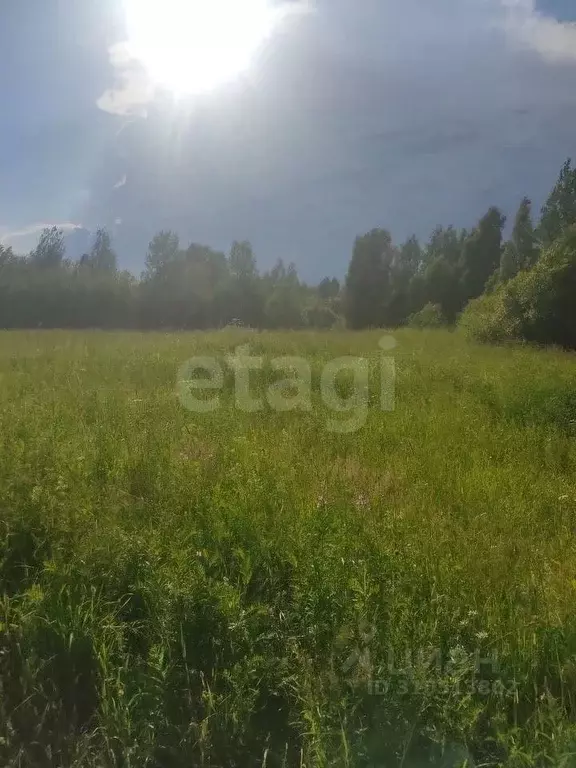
[460,227,576,348]
[304,302,340,330]
[458,288,524,344]
[407,303,446,329]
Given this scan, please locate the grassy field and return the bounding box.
[2,329,576,767]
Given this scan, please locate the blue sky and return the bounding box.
[2,0,576,279]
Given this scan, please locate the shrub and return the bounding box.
[458,288,524,344]
[460,227,576,348]
[407,302,447,329]
[304,302,340,330]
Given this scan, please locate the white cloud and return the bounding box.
[114,174,127,189]
[0,222,83,244]
[498,0,576,61]
[97,43,154,116]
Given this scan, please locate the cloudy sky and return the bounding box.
[1,0,576,279]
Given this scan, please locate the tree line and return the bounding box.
[345,189,535,328]
[345,158,576,347]
[0,229,341,330]
[1,157,576,343]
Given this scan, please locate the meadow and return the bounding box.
[1,329,576,767]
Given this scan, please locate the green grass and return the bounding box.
[1,329,576,767]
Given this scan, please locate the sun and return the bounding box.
[123,0,289,96]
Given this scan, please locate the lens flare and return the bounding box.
[123,0,287,95]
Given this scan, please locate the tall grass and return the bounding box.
[1,329,576,766]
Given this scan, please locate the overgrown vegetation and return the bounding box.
[460,228,576,348]
[407,303,446,329]
[2,329,576,766]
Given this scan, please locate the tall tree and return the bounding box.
[345,229,394,329]
[184,244,229,328]
[265,262,305,329]
[399,235,423,275]
[0,244,16,268]
[30,227,65,268]
[425,227,462,268]
[539,159,576,248]
[227,241,264,327]
[513,197,538,270]
[499,243,519,284]
[409,228,465,323]
[145,230,180,276]
[229,240,257,280]
[499,198,538,282]
[81,229,117,271]
[417,258,461,322]
[386,236,422,324]
[460,207,506,303]
[318,277,340,300]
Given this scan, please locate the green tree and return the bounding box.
[460,226,576,348]
[500,198,538,283]
[145,230,180,276]
[499,243,519,283]
[345,229,394,329]
[265,262,305,329]
[81,229,117,271]
[460,207,506,303]
[513,197,538,269]
[386,236,422,324]
[141,237,229,329]
[409,228,464,323]
[229,240,257,280]
[183,244,229,328]
[30,227,65,268]
[227,241,264,327]
[425,227,462,268]
[318,277,340,300]
[0,244,16,268]
[539,159,576,248]
[401,235,422,270]
[417,258,461,322]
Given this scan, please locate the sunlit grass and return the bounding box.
[1,329,576,766]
